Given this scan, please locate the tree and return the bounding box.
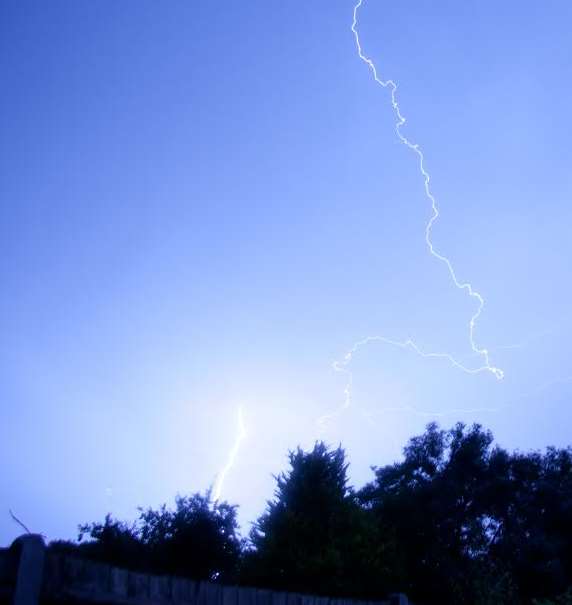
[360,422,513,604]
[488,446,572,602]
[246,442,392,598]
[73,513,143,570]
[56,492,242,582]
[139,493,242,581]
[360,422,572,605]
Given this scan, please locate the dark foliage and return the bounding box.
[137,494,242,580]
[51,423,572,605]
[243,443,390,598]
[359,422,572,604]
[51,492,242,582]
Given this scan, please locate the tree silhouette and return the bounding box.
[138,493,242,581]
[360,422,572,604]
[49,423,572,604]
[245,442,390,598]
[52,492,241,582]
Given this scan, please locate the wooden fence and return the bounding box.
[0,534,408,605]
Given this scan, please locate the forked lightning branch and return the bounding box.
[320,0,503,428]
[217,0,504,498]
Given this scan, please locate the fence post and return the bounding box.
[11,534,46,605]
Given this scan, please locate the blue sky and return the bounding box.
[1,0,571,543]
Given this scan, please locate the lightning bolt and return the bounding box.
[212,405,247,502]
[320,0,504,429]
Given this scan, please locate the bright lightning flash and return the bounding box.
[213,406,247,502]
[321,0,504,428]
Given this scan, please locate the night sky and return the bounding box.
[1,0,571,543]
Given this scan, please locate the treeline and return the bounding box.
[51,422,572,605]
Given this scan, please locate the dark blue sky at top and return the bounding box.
[1,0,571,543]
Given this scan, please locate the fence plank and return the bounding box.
[109,567,128,598]
[127,571,150,599]
[221,585,239,605]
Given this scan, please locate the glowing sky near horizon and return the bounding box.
[1,0,571,543]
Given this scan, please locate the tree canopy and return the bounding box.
[52,492,242,582]
[244,443,387,597]
[51,423,572,605]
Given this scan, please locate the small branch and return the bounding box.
[9,509,31,534]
